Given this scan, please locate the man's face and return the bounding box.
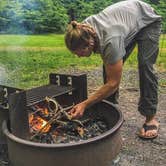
[73,38,94,57]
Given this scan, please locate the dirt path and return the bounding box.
[64,67,166,166]
[116,89,166,166]
[57,67,166,166]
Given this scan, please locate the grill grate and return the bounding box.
[0,73,87,141]
[26,84,74,106]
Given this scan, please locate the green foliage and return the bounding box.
[0,0,165,33]
[0,0,68,34]
[143,0,166,32]
[61,0,113,22]
[155,0,166,33]
[91,0,113,14]
[61,0,93,21]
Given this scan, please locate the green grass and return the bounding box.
[0,34,65,47]
[0,34,165,88]
[0,50,102,88]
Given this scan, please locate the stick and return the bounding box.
[30,105,73,140]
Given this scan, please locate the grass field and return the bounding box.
[0,34,165,88]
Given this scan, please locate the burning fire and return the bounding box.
[35,105,49,117]
[29,114,51,133]
[29,105,51,133]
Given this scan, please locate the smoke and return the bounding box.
[0,66,8,85]
[0,0,39,34]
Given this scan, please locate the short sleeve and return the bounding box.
[101,36,126,64]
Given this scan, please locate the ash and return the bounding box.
[32,118,108,144]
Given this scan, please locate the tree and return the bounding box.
[0,0,9,32]
[91,0,113,14]
[0,0,26,34]
[0,0,69,34]
[0,0,165,34]
[61,0,113,22]
[156,0,166,33]
[23,0,69,33]
[61,0,93,22]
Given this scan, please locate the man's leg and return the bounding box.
[136,21,161,138]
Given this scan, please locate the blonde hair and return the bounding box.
[65,21,96,52]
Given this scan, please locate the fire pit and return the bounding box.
[0,73,87,143]
[1,73,123,166]
[3,100,123,166]
[0,85,21,144]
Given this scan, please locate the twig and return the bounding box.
[30,105,73,140]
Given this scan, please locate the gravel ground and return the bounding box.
[59,66,166,166]
[0,66,165,166]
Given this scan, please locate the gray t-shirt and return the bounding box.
[83,0,161,64]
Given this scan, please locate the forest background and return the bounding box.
[0,0,165,34]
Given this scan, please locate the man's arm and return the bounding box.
[70,59,123,118]
[83,59,123,107]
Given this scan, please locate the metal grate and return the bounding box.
[26,84,74,106]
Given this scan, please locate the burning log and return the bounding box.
[29,114,51,133]
[30,103,74,140]
[29,97,108,143]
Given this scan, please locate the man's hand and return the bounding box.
[69,102,87,119]
[69,60,123,119]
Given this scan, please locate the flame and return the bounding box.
[35,105,49,116]
[29,114,51,133]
